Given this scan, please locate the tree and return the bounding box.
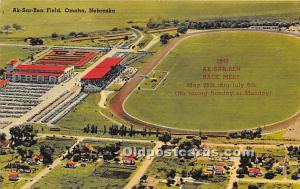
[248,184,259,189]
[29,38,43,46]
[177,25,188,34]
[0,133,6,142]
[190,169,202,180]
[264,171,276,179]
[159,132,171,144]
[167,169,176,179]
[69,32,77,37]
[2,25,11,32]
[51,33,58,38]
[17,147,27,160]
[233,182,238,189]
[12,23,22,30]
[40,144,55,164]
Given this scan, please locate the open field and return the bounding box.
[1,1,300,37]
[0,47,32,69]
[125,32,300,131]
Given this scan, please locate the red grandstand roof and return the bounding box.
[82,67,111,80]
[15,64,69,72]
[0,79,10,88]
[12,72,63,77]
[99,57,123,68]
[81,57,123,80]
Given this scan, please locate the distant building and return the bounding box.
[249,26,279,31]
[214,165,225,175]
[5,64,74,84]
[123,155,136,166]
[248,167,263,177]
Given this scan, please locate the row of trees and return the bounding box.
[147,18,300,31]
[24,37,44,45]
[229,128,262,139]
[82,124,165,138]
[51,31,88,39]
[1,23,22,33]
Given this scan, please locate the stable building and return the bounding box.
[5,64,74,84]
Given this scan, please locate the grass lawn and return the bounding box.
[125,31,300,131]
[0,46,33,69]
[1,1,300,37]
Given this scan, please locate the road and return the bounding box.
[124,141,163,189]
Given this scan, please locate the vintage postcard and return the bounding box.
[1,0,300,188]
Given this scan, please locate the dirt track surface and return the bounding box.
[109,29,300,136]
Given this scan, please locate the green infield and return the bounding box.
[1,0,300,37]
[125,32,300,131]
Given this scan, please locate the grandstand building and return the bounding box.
[5,64,74,84]
[81,57,124,92]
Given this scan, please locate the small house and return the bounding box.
[8,172,19,181]
[66,162,77,168]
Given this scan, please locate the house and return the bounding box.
[123,155,136,166]
[32,154,44,163]
[248,167,263,177]
[66,162,77,168]
[278,161,287,168]
[214,165,225,175]
[206,164,214,171]
[0,140,11,149]
[8,172,19,181]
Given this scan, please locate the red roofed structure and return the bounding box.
[0,79,10,88]
[81,57,124,92]
[5,64,74,84]
[34,50,97,67]
[98,57,123,68]
[15,64,69,73]
[82,57,123,80]
[82,67,111,80]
